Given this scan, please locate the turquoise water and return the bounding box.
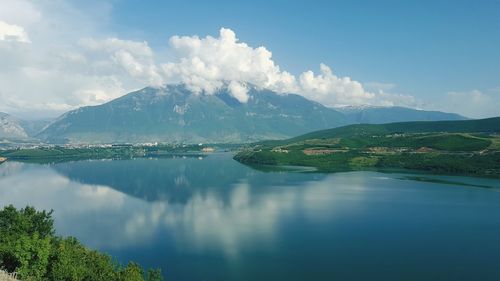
[1,153,499,281]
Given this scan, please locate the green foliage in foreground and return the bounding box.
[0,205,164,281]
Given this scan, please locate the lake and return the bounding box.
[1,153,500,281]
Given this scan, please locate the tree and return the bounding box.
[119,262,144,281]
[47,237,117,281]
[146,268,164,281]
[0,205,160,281]
[0,205,53,280]
[0,205,54,239]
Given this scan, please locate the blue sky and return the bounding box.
[1,0,499,118]
[107,0,500,100]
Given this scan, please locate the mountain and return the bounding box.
[38,85,348,144]
[335,106,467,124]
[19,119,53,137]
[0,112,52,142]
[287,116,500,143]
[37,85,475,144]
[0,112,28,140]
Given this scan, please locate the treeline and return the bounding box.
[0,205,163,281]
[235,149,500,177]
[376,152,500,177]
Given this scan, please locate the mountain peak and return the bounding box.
[0,112,28,139]
[34,86,469,144]
[37,86,347,144]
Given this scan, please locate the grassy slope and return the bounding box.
[287,117,500,143]
[234,117,500,177]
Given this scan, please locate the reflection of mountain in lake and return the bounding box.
[3,158,500,281]
[52,153,325,202]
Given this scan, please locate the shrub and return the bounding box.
[0,205,164,281]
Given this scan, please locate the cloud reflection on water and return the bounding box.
[0,159,372,258]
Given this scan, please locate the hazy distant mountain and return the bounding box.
[19,119,53,137]
[0,112,28,140]
[0,112,53,142]
[336,106,467,124]
[38,85,348,143]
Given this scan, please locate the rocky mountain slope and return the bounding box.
[38,85,348,143]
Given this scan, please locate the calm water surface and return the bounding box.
[1,153,500,281]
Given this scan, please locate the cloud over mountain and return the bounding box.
[160,28,297,103]
[158,28,411,107]
[0,0,424,118]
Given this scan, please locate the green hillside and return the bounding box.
[0,144,213,164]
[234,117,500,178]
[291,117,500,141]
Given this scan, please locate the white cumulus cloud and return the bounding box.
[298,63,375,107]
[160,28,298,102]
[159,28,416,108]
[80,37,164,86]
[0,1,429,118]
[0,21,30,43]
[228,81,249,103]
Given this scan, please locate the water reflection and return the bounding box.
[0,155,328,256]
[123,182,299,257]
[51,154,325,202]
[1,154,500,281]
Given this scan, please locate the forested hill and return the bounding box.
[235,117,500,177]
[287,117,500,143]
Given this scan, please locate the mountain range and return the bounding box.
[336,105,465,124]
[0,112,28,140]
[0,113,51,142]
[1,84,469,144]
